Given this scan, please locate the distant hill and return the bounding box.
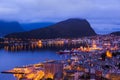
[21,22,54,31]
[5,18,97,39]
[0,21,24,35]
[111,31,120,36]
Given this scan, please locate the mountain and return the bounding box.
[21,22,54,31]
[5,18,97,39]
[111,31,120,36]
[0,21,24,35]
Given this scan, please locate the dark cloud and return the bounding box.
[0,0,120,33]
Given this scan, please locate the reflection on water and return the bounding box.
[0,38,87,52]
[0,39,86,80]
[4,40,43,51]
[3,43,84,52]
[0,49,64,80]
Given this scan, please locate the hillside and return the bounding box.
[0,21,24,35]
[5,18,96,39]
[111,31,120,36]
[21,22,54,31]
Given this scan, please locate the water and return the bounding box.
[0,49,62,80]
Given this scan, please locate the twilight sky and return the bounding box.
[0,0,120,34]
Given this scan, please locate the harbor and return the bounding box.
[1,49,120,80]
[0,35,120,80]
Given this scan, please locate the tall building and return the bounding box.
[43,61,63,79]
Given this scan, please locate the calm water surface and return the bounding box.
[0,49,63,80]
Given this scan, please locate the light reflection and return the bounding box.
[106,50,112,58]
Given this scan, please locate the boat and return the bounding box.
[57,49,82,54]
[57,50,71,54]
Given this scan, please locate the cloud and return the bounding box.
[0,0,120,33]
[91,23,120,34]
[0,0,120,21]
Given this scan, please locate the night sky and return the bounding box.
[0,0,120,34]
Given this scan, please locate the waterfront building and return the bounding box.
[43,61,63,79]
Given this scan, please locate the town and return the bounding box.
[1,34,120,80]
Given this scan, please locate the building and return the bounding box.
[43,61,63,79]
